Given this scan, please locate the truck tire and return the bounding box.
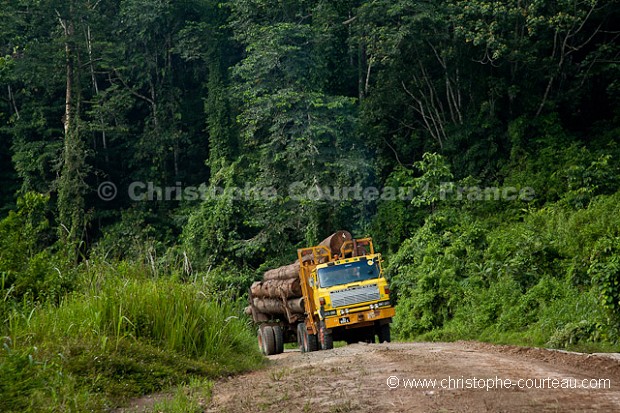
[257,327,264,353]
[272,325,284,354]
[259,325,276,355]
[319,321,333,350]
[306,329,319,352]
[297,323,304,351]
[299,322,318,353]
[378,323,391,343]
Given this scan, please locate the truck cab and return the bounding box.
[314,254,393,330]
[297,238,395,351]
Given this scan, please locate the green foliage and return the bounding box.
[182,160,263,270]
[391,189,620,348]
[505,138,620,207]
[558,152,619,208]
[197,262,258,301]
[0,192,50,265]
[372,152,456,252]
[588,235,620,326]
[406,152,455,209]
[91,210,144,260]
[56,131,89,247]
[0,193,75,308]
[0,344,92,412]
[390,209,487,337]
[1,260,262,412]
[18,274,258,362]
[180,0,375,286]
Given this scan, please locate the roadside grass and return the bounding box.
[410,274,619,353]
[0,261,263,412]
[284,340,347,351]
[147,377,213,413]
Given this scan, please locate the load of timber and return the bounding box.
[247,230,352,322]
[262,230,352,281]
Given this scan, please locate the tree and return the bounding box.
[229,0,369,250]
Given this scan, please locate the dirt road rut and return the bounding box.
[207,342,620,412]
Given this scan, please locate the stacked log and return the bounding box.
[252,297,305,314]
[318,230,354,259]
[263,262,302,281]
[247,230,352,323]
[250,278,302,298]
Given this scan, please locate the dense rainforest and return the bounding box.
[1,0,620,411]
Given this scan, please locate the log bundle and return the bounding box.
[250,278,301,298]
[263,261,302,281]
[247,230,352,323]
[252,297,305,314]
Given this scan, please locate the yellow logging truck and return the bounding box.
[250,237,395,354]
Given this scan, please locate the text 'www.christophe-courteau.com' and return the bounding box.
[386,376,611,391]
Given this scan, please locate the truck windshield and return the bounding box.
[317,260,380,288]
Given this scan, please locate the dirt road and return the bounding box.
[207,342,620,412]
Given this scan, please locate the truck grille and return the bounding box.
[330,284,380,308]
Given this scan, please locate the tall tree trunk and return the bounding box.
[63,17,74,138]
[57,4,87,254]
[85,24,109,164]
[206,40,234,174]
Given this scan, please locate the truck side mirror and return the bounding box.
[309,278,315,287]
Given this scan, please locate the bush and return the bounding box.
[0,193,71,306]
[390,187,620,349]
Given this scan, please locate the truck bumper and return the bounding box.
[324,306,395,329]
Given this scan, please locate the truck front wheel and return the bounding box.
[319,321,333,350]
[306,328,319,352]
[298,322,318,353]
